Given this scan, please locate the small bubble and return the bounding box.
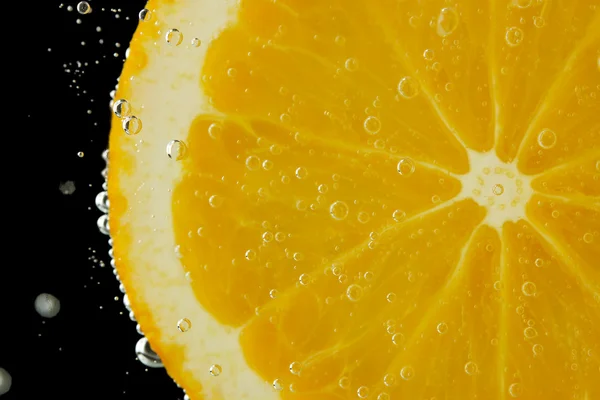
[524,326,538,339]
[383,373,396,387]
[492,184,504,195]
[299,273,310,285]
[191,38,202,47]
[444,82,454,92]
[377,393,390,400]
[357,386,370,398]
[346,284,363,301]
[95,191,109,212]
[551,210,560,218]
[269,289,278,299]
[177,318,191,332]
[436,322,448,334]
[508,383,522,398]
[357,212,370,224]
[330,201,349,220]
[583,232,594,243]
[595,160,600,171]
[245,249,257,261]
[533,16,545,28]
[505,27,524,47]
[208,195,223,208]
[338,377,350,389]
[272,379,283,391]
[112,99,131,118]
[397,158,416,176]
[245,155,260,170]
[392,209,406,222]
[209,364,222,376]
[344,57,359,71]
[400,365,415,380]
[532,344,544,355]
[295,167,308,179]
[437,7,459,37]
[122,116,142,135]
[392,333,405,346]
[464,361,478,375]
[534,258,544,267]
[289,362,302,375]
[335,35,346,46]
[77,1,91,15]
[77,151,84,158]
[537,129,557,149]
[208,123,222,139]
[166,29,183,46]
[364,116,381,134]
[139,8,152,21]
[423,49,435,60]
[386,292,397,303]
[397,76,420,99]
[521,281,536,296]
[262,231,274,242]
[166,140,188,161]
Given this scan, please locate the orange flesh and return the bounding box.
[109,0,600,399]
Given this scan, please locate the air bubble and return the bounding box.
[191,38,202,47]
[386,292,396,303]
[122,116,142,135]
[208,123,222,139]
[346,284,363,301]
[295,167,308,179]
[299,273,310,285]
[245,249,257,261]
[338,376,350,389]
[521,281,536,296]
[392,209,406,222]
[344,57,359,71]
[400,365,415,380]
[437,7,459,37]
[537,129,556,149]
[436,322,448,334]
[357,386,370,398]
[357,212,370,224]
[583,232,594,243]
[492,184,504,195]
[397,76,420,99]
[383,373,396,387]
[112,99,131,118]
[330,201,349,220]
[464,361,478,375]
[139,8,152,21]
[532,344,544,355]
[377,392,390,400]
[209,364,222,376]
[505,27,524,47]
[392,333,405,346]
[166,140,188,160]
[95,191,109,213]
[364,116,381,134]
[289,362,302,375]
[423,49,435,61]
[166,29,183,46]
[508,383,522,398]
[524,326,538,339]
[245,155,260,170]
[135,338,163,368]
[34,293,61,318]
[397,158,416,176]
[272,379,283,391]
[177,318,192,332]
[208,195,223,208]
[77,1,91,14]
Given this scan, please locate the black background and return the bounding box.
[14,1,181,399]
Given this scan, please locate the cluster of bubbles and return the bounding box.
[95,150,165,369]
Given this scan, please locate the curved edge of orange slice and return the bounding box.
[108,1,276,398]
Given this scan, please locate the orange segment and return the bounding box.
[107,0,600,399]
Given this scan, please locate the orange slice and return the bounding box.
[108,0,600,399]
